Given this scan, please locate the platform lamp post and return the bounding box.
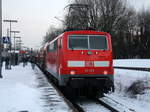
[3,20,18,51]
[16,39,22,50]
[13,36,21,52]
[10,31,20,65]
[10,31,20,51]
[0,0,2,78]
[14,37,21,65]
[3,20,18,68]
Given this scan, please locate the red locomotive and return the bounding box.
[38,30,114,96]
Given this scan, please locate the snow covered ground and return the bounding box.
[0,63,71,112]
[114,59,150,68]
[0,59,150,112]
[112,59,150,112]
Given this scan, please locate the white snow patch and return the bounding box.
[0,63,43,112]
[109,59,150,112]
[0,63,70,112]
[114,59,150,68]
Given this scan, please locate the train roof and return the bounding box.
[46,30,111,46]
[63,30,109,35]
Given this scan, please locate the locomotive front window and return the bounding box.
[69,35,108,50]
[69,36,88,49]
[89,36,107,50]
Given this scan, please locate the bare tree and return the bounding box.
[64,0,138,58]
[64,0,130,32]
[43,26,63,44]
[137,9,150,58]
[64,3,90,29]
[113,7,137,58]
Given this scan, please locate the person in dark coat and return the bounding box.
[5,57,9,69]
[30,56,36,69]
[22,56,28,67]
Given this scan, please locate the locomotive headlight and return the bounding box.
[103,70,108,75]
[70,70,76,75]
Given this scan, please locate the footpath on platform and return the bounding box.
[0,63,70,112]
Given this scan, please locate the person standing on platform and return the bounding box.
[30,55,36,70]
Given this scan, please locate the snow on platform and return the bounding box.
[0,63,71,112]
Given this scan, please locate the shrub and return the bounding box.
[126,80,145,97]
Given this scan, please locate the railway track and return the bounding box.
[76,97,118,112]
[39,69,118,112]
[38,67,137,112]
[43,74,134,112]
[75,96,137,112]
[99,95,137,112]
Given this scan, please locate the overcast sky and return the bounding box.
[2,0,150,49]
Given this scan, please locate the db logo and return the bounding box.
[85,61,94,67]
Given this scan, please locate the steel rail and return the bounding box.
[93,98,119,112]
[98,95,136,112]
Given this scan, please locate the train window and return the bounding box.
[48,43,54,52]
[54,40,57,50]
[89,36,107,50]
[60,38,63,48]
[69,35,108,50]
[47,40,58,52]
[69,35,88,49]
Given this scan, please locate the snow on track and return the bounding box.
[76,98,111,112]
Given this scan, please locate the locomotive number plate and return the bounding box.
[85,61,94,67]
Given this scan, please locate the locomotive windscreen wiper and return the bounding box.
[70,44,74,50]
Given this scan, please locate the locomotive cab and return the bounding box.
[58,30,114,94]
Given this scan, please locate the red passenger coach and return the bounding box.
[41,30,114,96]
